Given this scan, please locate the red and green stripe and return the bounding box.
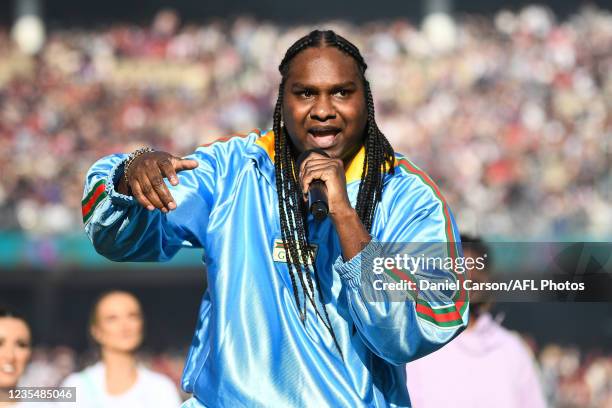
[395,157,468,328]
[384,266,464,327]
[81,180,107,224]
[385,266,419,301]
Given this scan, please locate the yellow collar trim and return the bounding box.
[254,129,276,164]
[254,130,367,184]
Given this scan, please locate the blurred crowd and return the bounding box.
[538,344,612,407]
[16,341,611,407]
[0,6,610,238]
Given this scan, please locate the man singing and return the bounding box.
[81,30,468,407]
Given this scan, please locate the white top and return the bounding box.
[60,362,182,408]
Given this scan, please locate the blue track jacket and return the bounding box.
[81,129,468,407]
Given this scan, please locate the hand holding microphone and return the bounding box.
[297,149,352,222]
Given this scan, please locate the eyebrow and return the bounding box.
[291,81,357,89]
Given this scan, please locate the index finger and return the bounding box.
[299,154,330,176]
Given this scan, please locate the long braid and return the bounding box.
[281,127,321,322]
[273,81,306,321]
[273,30,394,359]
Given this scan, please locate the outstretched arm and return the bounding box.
[83,148,216,262]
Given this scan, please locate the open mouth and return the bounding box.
[307,126,341,149]
[1,363,15,374]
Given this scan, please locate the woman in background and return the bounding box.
[61,290,181,407]
[0,308,32,407]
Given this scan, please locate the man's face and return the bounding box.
[282,46,367,162]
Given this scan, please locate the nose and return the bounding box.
[310,95,336,122]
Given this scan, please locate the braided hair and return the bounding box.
[272,30,395,359]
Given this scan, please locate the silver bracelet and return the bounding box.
[124,147,154,187]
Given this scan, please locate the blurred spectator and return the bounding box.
[406,235,548,407]
[0,6,610,238]
[0,307,32,407]
[58,291,181,407]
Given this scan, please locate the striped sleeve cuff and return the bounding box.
[333,238,381,289]
[81,154,136,225]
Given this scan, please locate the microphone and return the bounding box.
[296,148,329,221]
